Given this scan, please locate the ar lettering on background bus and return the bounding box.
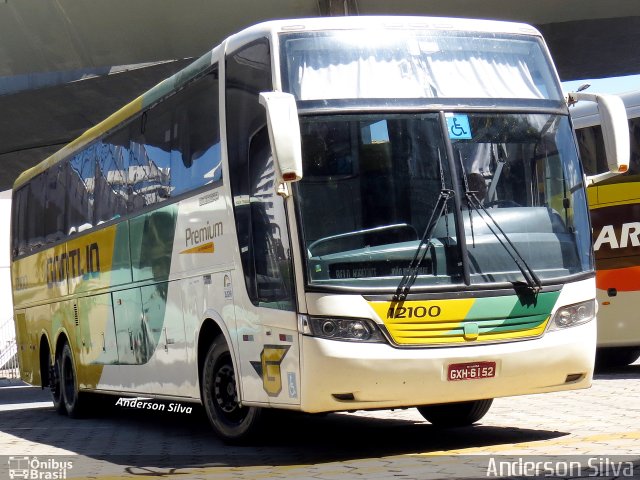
[46,242,100,287]
[594,223,640,251]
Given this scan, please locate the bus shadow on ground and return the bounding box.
[0,398,568,470]
[594,362,640,380]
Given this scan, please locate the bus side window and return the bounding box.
[26,173,46,251]
[227,38,293,309]
[95,130,129,224]
[575,124,608,176]
[45,162,67,244]
[249,127,295,310]
[68,147,96,234]
[629,117,640,175]
[11,184,29,257]
[130,106,172,209]
[171,69,222,196]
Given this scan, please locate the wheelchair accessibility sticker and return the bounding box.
[446,114,472,139]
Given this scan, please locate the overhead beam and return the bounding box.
[539,17,640,80]
[318,0,359,16]
[0,60,191,191]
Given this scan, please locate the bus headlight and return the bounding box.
[299,315,385,342]
[549,300,595,330]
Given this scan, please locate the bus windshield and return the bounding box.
[281,29,563,102]
[294,112,592,290]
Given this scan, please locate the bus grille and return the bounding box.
[368,291,560,346]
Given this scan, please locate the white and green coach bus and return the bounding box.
[10,16,629,442]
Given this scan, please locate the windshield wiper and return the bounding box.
[393,146,456,302]
[459,160,542,294]
[393,188,454,302]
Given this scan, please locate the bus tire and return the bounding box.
[202,335,262,443]
[48,352,65,415]
[596,347,640,369]
[417,399,493,427]
[60,342,85,418]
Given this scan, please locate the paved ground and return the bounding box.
[0,359,639,479]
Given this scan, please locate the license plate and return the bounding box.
[448,361,496,381]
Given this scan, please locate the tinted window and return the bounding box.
[12,67,221,257]
[629,117,640,175]
[95,130,129,224]
[171,71,222,195]
[577,116,640,178]
[27,174,46,251]
[249,128,295,309]
[68,146,96,234]
[130,69,221,205]
[575,124,608,176]
[11,185,29,257]
[130,109,172,209]
[226,39,294,309]
[44,163,67,243]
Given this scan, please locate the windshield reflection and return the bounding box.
[295,112,591,290]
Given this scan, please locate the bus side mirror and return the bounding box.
[568,91,630,184]
[259,92,303,190]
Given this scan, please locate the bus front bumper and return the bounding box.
[299,321,596,413]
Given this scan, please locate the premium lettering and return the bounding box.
[185,221,223,248]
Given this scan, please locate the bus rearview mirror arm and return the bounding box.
[259,91,303,197]
[567,91,630,185]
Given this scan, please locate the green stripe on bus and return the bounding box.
[130,204,178,282]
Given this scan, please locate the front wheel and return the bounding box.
[202,336,262,443]
[417,399,493,427]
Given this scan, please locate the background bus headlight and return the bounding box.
[549,300,596,330]
[299,315,385,342]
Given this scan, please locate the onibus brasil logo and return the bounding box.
[8,456,73,479]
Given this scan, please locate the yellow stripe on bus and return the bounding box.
[588,182,640,208]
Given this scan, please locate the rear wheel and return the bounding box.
[202,335,262,443]
[60,342,85,418]
[48,352,65,414]
[596,347,640,369]
[417,399,493,427]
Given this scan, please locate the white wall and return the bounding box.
[0,190,13,326]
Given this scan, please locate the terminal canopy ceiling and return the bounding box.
[0,0,639,191]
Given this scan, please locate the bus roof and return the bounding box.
[571,90,640,128]
[13,16,543,190]
[235,16,542,39]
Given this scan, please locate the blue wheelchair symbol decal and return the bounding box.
[446,115,472,139]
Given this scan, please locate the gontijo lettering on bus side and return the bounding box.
[46,242,100,287]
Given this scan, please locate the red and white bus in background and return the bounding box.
[573,90,640,367]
